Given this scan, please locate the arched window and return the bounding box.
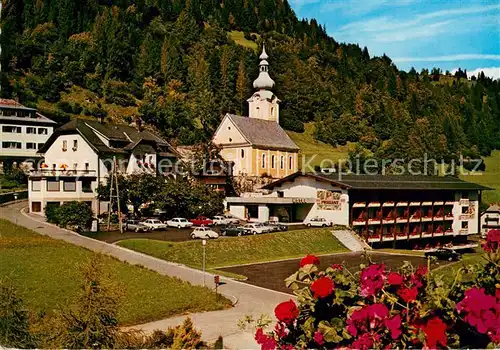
[271,155,275,168]
[262,153,266,168]
[289,156,293,170]
[280,156,284,169]
[241,149,245,158]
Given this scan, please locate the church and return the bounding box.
[212,47,300,179]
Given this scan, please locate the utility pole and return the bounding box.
[202,239,207,286]
[107,157,123,233]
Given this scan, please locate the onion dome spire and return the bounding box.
[253,45,275,90]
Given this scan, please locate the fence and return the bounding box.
[0,190,28,205]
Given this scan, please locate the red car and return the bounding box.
[190,216,213,226]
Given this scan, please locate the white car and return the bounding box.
[166,218,193,229]
[212,216,230,225]
[256,222,273,233]
[242,223,266,235]
[191,227,219,239]
[141,218,168,230]
[305,217,333,227]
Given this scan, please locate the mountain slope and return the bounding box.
[1,0,499,162]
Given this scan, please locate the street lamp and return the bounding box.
[202,239,207,286]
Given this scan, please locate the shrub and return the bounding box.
[0,279,36,348]
[45,201,94,232]
[252,230,500,349]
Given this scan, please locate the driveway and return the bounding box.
[219,252,448,293]
[0,202,291,348]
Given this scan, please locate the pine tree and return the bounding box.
[236,57,247,115]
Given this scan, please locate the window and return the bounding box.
[280,156,284,169]
[47,179,60,192]
[38,128,48,135]
[462,206,469,214]
[461,221,468,229]
[241,149,245,158]
[26,142,37,150]
[31,202,41,213]
[261,154,266,168]
[271,107,274,115]
[84,163,90,172]
[271,155,275,168]
[277,191,284,198]
[73,140,78,151]
[2,126,21,133]
[31,180,41,192]
[38,143,44,149]
[62,140,67,152]
[82,179,93,193]
[2,141,21,149]
[63,179,76,192]
[73,163,78,170]
[228,126,231,130]
[289,156,293,169]
[229,138,232,142]
[27,127,36,134]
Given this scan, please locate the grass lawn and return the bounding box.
[459,150,500,205]
[117,228,348,270]
[228,31,258,51]
[287,123,349,169]
[0,219,230,325]
[433,250,487,284]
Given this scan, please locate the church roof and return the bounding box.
[226,114,299,151]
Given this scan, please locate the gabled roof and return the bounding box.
[262,172,492,191]
[223,114,299,151]
[38,119,177,156]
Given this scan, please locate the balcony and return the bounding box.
[368,202,381,207]
[30,169,97,177]
[353,202,366,208]
[353,220,367,226]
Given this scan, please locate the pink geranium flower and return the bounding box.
[360,264,386,297]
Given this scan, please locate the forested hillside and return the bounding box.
[2,0,500,166]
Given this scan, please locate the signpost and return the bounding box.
[202,239,207,286]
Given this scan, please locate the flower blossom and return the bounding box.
[274,299,299,325]
[300,254,320,267]
[311,276,335,298]
[360,264,386,297]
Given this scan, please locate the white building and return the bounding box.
[28,119,178,216]
[480,204,500,237]
[0,99,56,162]
[226,172,490,246]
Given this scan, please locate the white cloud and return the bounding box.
[452,67,500,80]
[334,3,500,43]
[393,54,500,63]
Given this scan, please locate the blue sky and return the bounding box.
[289,0,500,79]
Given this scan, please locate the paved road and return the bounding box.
[0,201,291,348]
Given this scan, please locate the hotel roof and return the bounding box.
[262,172,492,191]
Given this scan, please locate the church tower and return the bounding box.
[247,46,280,123]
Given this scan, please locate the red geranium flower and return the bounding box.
[311,276,334,298]
[274,300,299,325]
[300,254,320,267]
[360,264,386,297]
[483,229,500,252]
[313,331,324,346]
[255,328,277,350]
[352,333,375,350]
[387,272,404,285]
[384,315,402,339]
[398,286,419,303]
[274,322,288,339]
[422,317,448,349]
[331,263,343,271]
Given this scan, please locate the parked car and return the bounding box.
[242,223,266,235]
[256,222,273,233]
[221,225,246,236]
[125,219,150,232]
[223,214,240,225]
[166,218,193,229]
[191,227,219,239]
[265,222,288,232]
[425,248,461,261]
[190,216,214,226]
[213,215,240,226]
[141,218,168,230]
[305,217,333,227]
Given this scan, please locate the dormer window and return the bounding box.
[62,140,67,152]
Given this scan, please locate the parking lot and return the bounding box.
[84,223,309,243]
[218,252,449,293]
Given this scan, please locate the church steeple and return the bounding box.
[253,46,275,90]
[247,45,280,123]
